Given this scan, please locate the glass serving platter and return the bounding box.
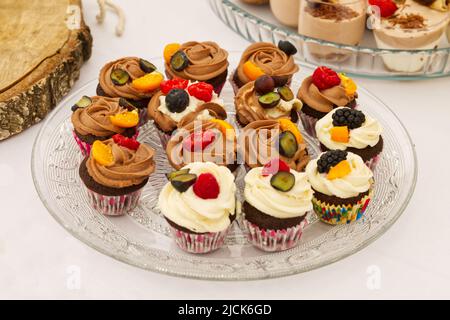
[31,54,417,280]
[209,0,450,79]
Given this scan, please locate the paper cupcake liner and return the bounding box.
[83,185,143,216]
[72,130,139,157]
[312,191,373,225]
[299,111,318,138]
[138,108,148,127]
[155,127,173,150]
[168,225,230,254]
[241,218,308,252]
[366,153,382,171]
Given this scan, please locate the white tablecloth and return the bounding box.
[1,0,449,299]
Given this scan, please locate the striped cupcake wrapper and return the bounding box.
[83,185,143,216]
[169,226,230,254]
[241,218,308,252]
[312,191,373,225]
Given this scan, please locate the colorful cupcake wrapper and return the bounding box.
[241,218,308,252]
[299,112,318,138]
[312,191,373,225]
[137,108,148,127]
[72,130,139,157]
[83,185,143,216]
[168,225,230,254]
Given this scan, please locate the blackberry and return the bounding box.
[317,150,348,174]
[165,89,190,113]
[332,108,365,129]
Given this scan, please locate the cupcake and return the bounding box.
[232,41,299,93]
[71,96,139,156]
[241,159,313,251]
[166,119,238,172]
[297,66,358,137]
[163,41,229,95]
[235,75,302,127]
[306,150,374,225]
[97,57,164,124]
[158,162,237,254]
[316,107,383,170]
[241,119,310,171]
[147,79,227,148]
[79,135,155,216]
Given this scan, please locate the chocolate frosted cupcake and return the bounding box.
[298,66,358,137]
[235,75,302,127]
[316,107,383,170]
[306,150,374,225]
[80,136,155,216]
[147,79,227,148]
[241,119,310,171]
[71,96,139,156]
[163,41,229,94]
[232,41,299,93]
[97,56,164,123]
[242,161,313,251]
[166,119,238,172]
[158,162,237,253]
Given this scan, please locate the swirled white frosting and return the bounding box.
[244,167,313,219]
[158,162,236,233]
[264,98,303,119]
[305,152,373,198]
[316,107,382,150]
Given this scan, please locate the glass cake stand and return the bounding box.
[31,54,417,280]
[210,0,450,79]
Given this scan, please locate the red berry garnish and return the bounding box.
[312,66,341,91]
[183,130,216,152]
[368,0,398,18]
[112,134,140,150]
[187,82,214,102]
[193,173,220,200]
[262,158,290,177]
[160,78,189,95]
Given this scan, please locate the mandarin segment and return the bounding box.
[132,71,164,92]
[278,118,303,143]
[109,110,139,128]
[327,160,351,180]
[164,43,181,63]
[92,141,114,166]
[243,61,265,81]
[330,126,350,143]
[209,119,235,140]
[338,73,357,97]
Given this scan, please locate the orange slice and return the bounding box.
[132,71,164,92]
[110,110,139,128]
[330,126,349,143]
[164,43,181,64]
[278,118,304,144]
[243,61,265,81]
[327,160,351,180]
[92,141,114,166]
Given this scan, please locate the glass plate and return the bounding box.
[31,54,417,280]
[209,0,450,79]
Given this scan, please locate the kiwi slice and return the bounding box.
[166,169,190,181]
[258,92,281,109]
[71,95,92,111]
[279,131,298,158]
[170,51,189,72]
[277,86,294,102]
[170,173,197,193]
[139,59,156,73]
[270,171,295,192]
[111,69,130,86]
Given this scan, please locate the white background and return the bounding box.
[1,0,449,299]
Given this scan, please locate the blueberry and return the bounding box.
[165,89,190,113]
[278,40,297,56]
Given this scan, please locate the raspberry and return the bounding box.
[160,78,189,95]
[112,134,140,150]
[262,158,290,177]
[332,108,366,129]
[182,130,216,152]
[188,82,214,102]
[193,173,220,199]
[369,0,398,18]
[317,150,348,174]
[312,66,341,91]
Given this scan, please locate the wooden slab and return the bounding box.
[0,0,92,140]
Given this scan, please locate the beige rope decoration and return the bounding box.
[96,0,125,37]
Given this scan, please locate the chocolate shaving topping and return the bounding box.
[306,2,359,21]
[388,13,426,29]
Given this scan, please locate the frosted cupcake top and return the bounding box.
[158,162,236,233]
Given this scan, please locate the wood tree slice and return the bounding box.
[0,0,92,140]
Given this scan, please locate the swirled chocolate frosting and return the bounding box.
[71,96,131,137]
[86,139,155,188]
[236,42,299,85]
[297,76,352,113]
[165,42,229,81]
[166,120,237,170]
[241,120,310,171]
[99,57,154,101]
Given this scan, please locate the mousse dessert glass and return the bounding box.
[298,0,367,59]
[270,0,300,27]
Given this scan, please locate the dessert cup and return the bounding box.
[270,0,300,27]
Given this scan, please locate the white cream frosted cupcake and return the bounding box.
[158,162,236,253]
[316,107,383,170]
[242,159,313,251]
[306,150,374,225]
